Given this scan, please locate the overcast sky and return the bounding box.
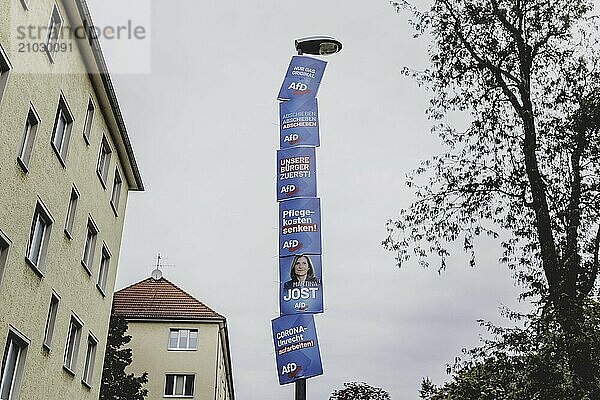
[85,1,599,399]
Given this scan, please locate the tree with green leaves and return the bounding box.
[100,314,148,400]
[384,0,600,397]
[329,382,391,400]
[418,301,600,399]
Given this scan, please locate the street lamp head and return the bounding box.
[295,36,342,56]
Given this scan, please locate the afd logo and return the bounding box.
[282,363,302,378]
[283,133,302,145]
[282,239,303,253]
[288,82,311,95]
[280,184,299,197]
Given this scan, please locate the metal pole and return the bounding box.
[295,379,306,400]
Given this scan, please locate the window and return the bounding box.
[64,186,79,238]
[42,293,59,349]
[17,105,41,172]
[0,45,11,108]
[164,374,195,397]
[96,245,110,294]
[0,230,10,288]
[26,201,53,274]
[110,169,122,215]
[81,217,98,274]
[82,98,94,144]
[63,315,82,374]
[46,5,62,61]
[168,329,198,350]
[82,334,97,387]
[50,95,73,165]
[96,136,111,187]
[0,329,29,400]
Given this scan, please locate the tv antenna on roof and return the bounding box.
[151,252,174,280]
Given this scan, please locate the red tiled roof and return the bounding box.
[113,277,224,320]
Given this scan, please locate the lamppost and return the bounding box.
[293,35,341,400]
[273,35,342,400]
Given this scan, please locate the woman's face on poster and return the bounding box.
[294,256,310,278]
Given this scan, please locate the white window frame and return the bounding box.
[17,103,41,173]
[96,245,111,295]
[26,200,53,275]
[64,186,79,239]
[110,168,122,215]
[167,329,198,351]
[42,292,60,350]
[50,94,73,166]
[81,217,98,274]
[63,314,83,374]
[82,97,94,145]
[0,327,29,400]
[164,374,195,398]
[81,333,97,388]
[96,135,112,188]
[0,229,11,289]
[0,44,11,108]
[46,4,63,62]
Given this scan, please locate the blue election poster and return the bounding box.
[279,98,320,149]
[272,314,323,385]
[277,147,317,201]
[279,198,321,256]
[279,255,323,316]
[277,56,327,101]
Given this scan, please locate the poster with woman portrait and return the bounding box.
[279,254,323,315]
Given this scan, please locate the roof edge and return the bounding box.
[114,276,153,294]
[72,0,144,191]
[116,316,226,323]
[113,277,226,320]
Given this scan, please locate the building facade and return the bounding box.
[113,273,235,400]
[0,0,143,399]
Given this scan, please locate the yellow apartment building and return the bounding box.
[0,0,143,398]
[113,272,235,400]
